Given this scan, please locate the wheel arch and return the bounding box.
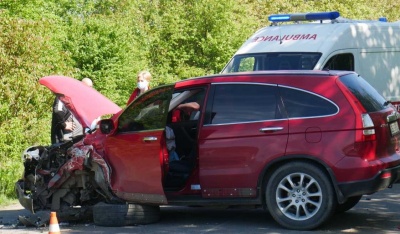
[258,155,345,204]
[85,156,119,202]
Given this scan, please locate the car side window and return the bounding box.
[280,86,338,118]
[207,84,281,125]
[170,89,205,123]
[118,86,174,133]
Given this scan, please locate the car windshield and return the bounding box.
[221,52,321,73]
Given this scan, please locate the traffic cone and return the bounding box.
[48,212,61,234]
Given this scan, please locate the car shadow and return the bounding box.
[157,201,400,234]
[1,185,399,233]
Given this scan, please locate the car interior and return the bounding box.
[163,88,205,189]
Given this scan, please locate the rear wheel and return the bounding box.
[335,195,362,213]
[265,162,336,230]
[93,202,160,227]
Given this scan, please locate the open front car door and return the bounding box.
[103,85,174,204]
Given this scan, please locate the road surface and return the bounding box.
[1,184,400,233]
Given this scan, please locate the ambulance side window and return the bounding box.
[323,53,354,71]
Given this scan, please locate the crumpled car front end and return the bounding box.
[14,75,124,226]
[15,179,34,213]
[15,141,75,212]
[14,136,104,224]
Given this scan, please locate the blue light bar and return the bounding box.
[379,17,387,22]
[268,11,340,23]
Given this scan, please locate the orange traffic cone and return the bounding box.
[48,212,61,234]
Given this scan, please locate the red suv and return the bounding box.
[16,71,400,230]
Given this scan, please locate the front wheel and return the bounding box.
[266,162,336,230]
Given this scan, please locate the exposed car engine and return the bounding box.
[15,136,104,225]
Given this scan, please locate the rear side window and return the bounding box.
[339,74,386,112]
[206,84,282,124]
[280,86,338,118]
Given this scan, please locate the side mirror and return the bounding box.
[99,119,115,134]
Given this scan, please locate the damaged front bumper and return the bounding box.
[15,180,34,213]
[15,180,51,227]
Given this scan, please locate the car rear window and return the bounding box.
[339,74,387,112]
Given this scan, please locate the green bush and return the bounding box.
[0,16,71,200]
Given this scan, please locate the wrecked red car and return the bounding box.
[16,71,400,230]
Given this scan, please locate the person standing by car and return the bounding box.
[82,77,93,88]
[50,78,93,144]
[51,97,75,144]
[126,71,151,105]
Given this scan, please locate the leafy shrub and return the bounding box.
[0,16,71,199]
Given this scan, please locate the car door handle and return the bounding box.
[143,136,158,142]
[259,127,284,133]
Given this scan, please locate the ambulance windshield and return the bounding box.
[221,52,321,73]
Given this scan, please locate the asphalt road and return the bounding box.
[1,184,400,234]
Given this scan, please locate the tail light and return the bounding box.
[343,115,377,160]
[360,114,376,141]
[337,80,377,160]
[350,113,377,161]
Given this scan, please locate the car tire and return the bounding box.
[265,161,336,230]
[93,202,161,227]
[335,195,362,213]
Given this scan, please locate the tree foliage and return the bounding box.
[0,0,399,200]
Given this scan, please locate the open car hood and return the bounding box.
[40,75,122,128]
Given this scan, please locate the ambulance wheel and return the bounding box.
[93,202,160,226]
[265,162,336,230]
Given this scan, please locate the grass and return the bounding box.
[0,158,23,207]
[0,194,17,208]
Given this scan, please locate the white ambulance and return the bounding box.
[221,11,400,107]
